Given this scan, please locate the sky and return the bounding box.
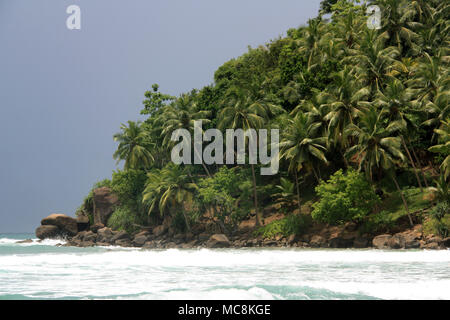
[0,0,322,233]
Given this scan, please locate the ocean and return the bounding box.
[0,233,449,300]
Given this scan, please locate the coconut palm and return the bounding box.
[322,67,370,151]
[346,29,399,92]
[375,78,425,190]
[160,94,212,176]
[279,113,328,213]
[219,85,283,227]
[374,0,421,53]
[345,108,413,226]
[422,90,450,138]
[113,121,154,170]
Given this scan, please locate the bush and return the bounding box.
[360,210,395,234]
[254,214,311,239]
[107,207,145,234]
[426,201,450,238]
[312,169,381,225]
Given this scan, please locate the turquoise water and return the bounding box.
[0,233,449,300]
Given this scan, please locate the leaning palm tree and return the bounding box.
[113,121,154,170]
[218,86,283,227]
[142,163,197,232]
[279,113,328,213]
[346,108,413,226]
[375,78,425,191]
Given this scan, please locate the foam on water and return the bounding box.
[0,235,449,300]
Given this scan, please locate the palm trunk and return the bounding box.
[294,170,302,214]
[182,211,191,232]
[251,164,262,227]
[408,139,429,188]
[391,174,414,227]
[401,136,423,192]
[192,140,211,177]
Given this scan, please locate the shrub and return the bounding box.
[107,207,145,234]
[312,169,381,225]
[254,214,311,239]
[426,201,450,238]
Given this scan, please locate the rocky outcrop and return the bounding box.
[76,214,90,232]
[36,225,61,240]
[41,214,78,236]
[92,187,119,225]
[206,234,231,248]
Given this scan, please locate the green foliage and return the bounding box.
[312,169,381,224]
[197,167,251,230]
[107,207,145,234]
[255,214,310,239]
[425,201,450,238]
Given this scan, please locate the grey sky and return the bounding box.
[0,0,321,233]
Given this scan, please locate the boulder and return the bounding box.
[287,234,298,245]
[36,225,61,240]
[372,234,392,249]
[353,236,369,248]
[83,231,97,243]
[153,225,167,237]
[206,234,231,248]
[41,214,78,236]
[443,237,450,248]
[388,234,406,249]
[90,223,105,233]
[16,239,33,244]
[76,214,90,232]
[115,239,132,247]
[92,187,119,225]
[309,235,326,248]
[97,227,113,243]
[198,233,211,242]
[111,230,130,243]
[132,235,148,247]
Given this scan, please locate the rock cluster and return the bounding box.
[35,214,80,239]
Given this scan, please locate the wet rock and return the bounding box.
[36,225,61,240]
[198,233,211,242]
[115,239,132,247]
[16,239,33,244]
[97,227,113,243]
[76,214,90,232]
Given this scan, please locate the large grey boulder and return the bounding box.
[41,214,78,236]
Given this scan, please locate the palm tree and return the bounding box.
[429,119,450,180]
[374,0,420,53]
[375,78,425,191]
[346,29,399,92]
[160,94,212,177]
[408,53,449,103]
[345,108,413,226]
[113,121,154,170]
[422,90,450,140]
[218,86,283,227]
[279,113,328,213]
[142,163,197,231]
[322,67,370,152]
